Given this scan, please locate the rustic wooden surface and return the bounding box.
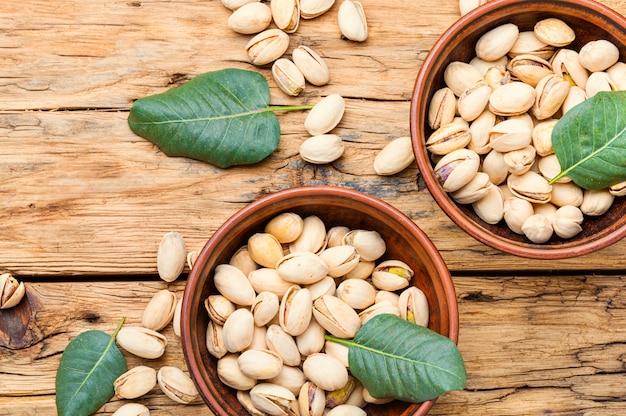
[1,0,625,415]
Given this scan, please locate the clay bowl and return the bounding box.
[181,185,458,416]
[410,0,626,259]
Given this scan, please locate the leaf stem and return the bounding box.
[325,335,356,347]
[267,104,314,113]
[111,317,126,338]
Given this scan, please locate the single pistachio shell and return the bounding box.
[142,289,177,331]
[269,365,306,396]
[459,0,488,16]
[157,231,186,282]
[551,49,589,89]
[326,226,350,248]
[292,45,331,86]
[488,81,536,116]
[279,286,313,336]
[342,229,386,262]
[586,71,617,98]
[299,381,326,416]
[428,87,457,130]
[371,260,413,291]
[503,196,535,235]
[507,171,552,204]
[214,264,256,306]
[327,405,367,416]
[300,0,335,18]
[206,320,228,359]
[250,383,297,416]
[318,245,360,278]
[277,251,329,285]
[579,40,619,72]
[488,118,532,152]
[248,268,294,297]
[433,148,480,192]
[552,205,583,239]
[450,171,492,204]
[475,23,519,61]
[533,202,558,224]
[503,145,536,175]
[116,327,167,359]
[271,0,300,33]
[522,214,554,243]
[532,119,558,156]
[507,54,553,87]
[296,319,326,356]
[222,0,260,11]
[426,118,472,156]
[157,366,199,404]
[335,278,376,310]
[398,286,429,327]
[343,260,375,280]
[112,403,150,416]
[337,0,368,42]
[238,349,284,380]
[358,300,400,325]
[362,386,394,404]
[218,353,257,390]
[534,18,575,47]
[173,296,182,337]
[375,290,400,306]
[300,134,345,164]
[229,245,259,276]
[114,366,157,399]
[303,353,349,391]
[472,184,504,224]
[246,29,290,66]
[205,294,236,325]
[345,382,367,408]
[607,62,626,90]
[481,149,508,186]
[251,291,280,327]
[307,275,337,299]
[272,58,306,96]
[550,182,584,207]
[266,324,302,366]
[0,273,25,309]
[228,2,272,34]
[374,137,415,176]
[289,215,327,254]
[248,232,284,269]
[222,307,255,352]
[468,55,509,76]
[324,340,350,368]
[610,180,626,197]
[304,94,346,136]
[238,390,269,416]
[484,64,511,91]
[457,80,493,122]
[312,295,361,338]
[249,324,269,351]
[468,110,496,155]
[508,31,554,60]
[537,154,570,184]
[444,61,484,97]
[562,86,588,114]
[580,189,615,216]
[533,74,570,120]
[265,212,304,244]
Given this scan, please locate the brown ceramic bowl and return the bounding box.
[181,185,458,416]
[410,0,626,259]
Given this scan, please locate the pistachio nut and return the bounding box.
[246,29,290,66]
[222,307,255,352]
[373,136,415,176]
[607,62,626,90]
[251,291,280,327]
[229,245,259,276]
[312,295,361,338]
[562,86,587,114]
[292,45,331,86]
[552,205,583,239]
[289,215,327,253]
[173,296,182,337]
[581,189,615,216]
[279,285,313,336]
[249,324,269,351]
[508,31,554,60]
[205,294,236,325]
[300,134,345,164]
[307,275,337,299]
[550,49,589,89]
[475,23,519,61]
[227,2,273,34]
[468,110,496,155]
[318,245,360,277]
[533,74,570,120]
[342,229,386,261]
[468,55,509,76]
[111,403,150,416]
[579,40,620,72]
[507,54,553,87]
[116,326,167,359]
[141,289,177,331]
[503,196,535,235]
[457,80,492,122]
[299,381,326,416]
[222,0,260,11]
[484,64,511,91]
[326,226,350,248]
[157,366,199,404]
[326,405,367,416]
[503,145,536,175]
[250,383,297,416]
[372,260,413,291]
[218,353,257,390]
[248,232,284,269]
[499,183,516,201]
[610,180,626,197]
[362,386,393,404]
[238,390,269,416]
[522,213,554,243]
[534,18,575,47]
[358,300,400,325]
[337,0,368,42]
[206,320,228,359]
[586,71,617,98]
[0,273,25,309]
[398,286,429,327]
[271,0,300,33]
[550,182,583,207]
[296,319,326,356]
[324,339,350,367]
[488,118,532,152]
[300,0,335,18]
[488,81,536,116]
[426,118,472,156]
[507,171,552,204]
[213,263,256,306]
[532,119,558,156]
[303,353,349,391]
[248,267,293,298]
[444,61,484,97]
[451,171,491,204]
[272,58,306,96]
[157,231,186,282]
[238,349,284,380]
[537,154,569,183]
[265,212,304,244]
[114,366,157,399]
[326,376,357,408]
[459,0,488,16]
[433,148,480,192]
[304,93,346,136]
[269,365,306,395]
[344,382,367,408]
[277,251,329,285]
[472,184,504,225]
[375,290,400,306]
[533,202,558,224]
[343,260,375,280]
[266,324,302,366]
[428,87,457,130]
[481,149,509,185]
[335,278,376,310]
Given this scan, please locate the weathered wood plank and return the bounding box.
[2,275,626,415]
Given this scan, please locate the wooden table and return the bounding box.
[1,0,625,415]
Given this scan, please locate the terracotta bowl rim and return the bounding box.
[181,185,459,416]
[410,0,626,259]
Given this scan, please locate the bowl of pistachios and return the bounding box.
[180,185,464,416]
[411,0,626,259]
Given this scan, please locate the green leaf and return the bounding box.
[56,318,127,416]
[550,91,626,189]
[128,68,311,169]
[328,314,466,403]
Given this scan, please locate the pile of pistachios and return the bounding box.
[206,212,429,415]
[426,17,625,243]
